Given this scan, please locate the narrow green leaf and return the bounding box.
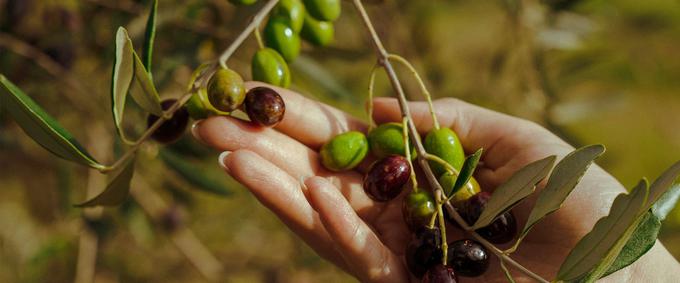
[0,75,101,168]
[472,155,556,229]
[160,150,231,196]
[142,0,158,73]
[76,157,136,207]
[602,211,660,277]
[131,51,163,116]
[111,27,135,143]
[645,160,680,212]
[556,179,649,282]
[449,148,483,197]
[519,145,605,243]
[652,183,680,221]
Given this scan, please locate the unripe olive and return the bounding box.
[264,17,301,62]
[363,155,411,202]
[229,0,257,5]
[424,128,465,176]
[147,99,190,144]
[207,68,246,112]
[320,131,368,172]
[300,14,334,47]
[367,122,416,159]
[271,0,305,33]
[402,190,436,231]
[185,64,230,119]
[251,48,291,87]
[303,0,341,22]
[438,173,481,204]
[244,86,286,127]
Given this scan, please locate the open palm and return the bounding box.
[192,82,676,282]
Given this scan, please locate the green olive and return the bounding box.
[207,68,246,112]
[300,13,334,47]
[271,0,306,33]
[229,0,258,5]
[439,173,481,204]
[303,0,341,22]
[264,17,301,62]
[424,128,465,176]
[251,48,291,87]
[367,122,415,159]
[402,190,436,232]
[185,64,230,119]
[320,131,369,172]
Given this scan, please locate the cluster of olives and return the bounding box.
[320,124,518,281]
[234,0,338,88]
[148,68,285,144]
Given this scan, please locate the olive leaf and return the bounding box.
[472,155,556,229]
[556,179,649,282]
[514,145,605,248]
[160,150,231,196]
[110,27,162,144]
[602,183,680,277]
[602,211,660,278]
[75,156,136,207]
[644,160,680,212]
[142,0,158,73]
[449,148,482,197]
[0,74,101,169]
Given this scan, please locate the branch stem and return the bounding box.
[352,1,549,282]
[218,0,280,68]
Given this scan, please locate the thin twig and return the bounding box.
[218,0,280,68]
[351,1,549,282]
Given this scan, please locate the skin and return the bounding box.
[192,81,680,282]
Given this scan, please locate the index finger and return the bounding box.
[245,81,366,149]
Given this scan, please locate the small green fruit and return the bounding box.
[271,0,306,33]
[207,68,246,112]
[303,0,341,22]
[320,131,369,171]
[424,128,465,176]
[439,173,481,204]
[185,64,230,119]
[301,14,334,46]
[367,122,416,159]
[229,0,258,5]
[402,190,436,232]
[264,17,301,62]
[251,48,291,87]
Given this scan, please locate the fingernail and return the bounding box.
[191,121,203,141]
[218,151,232,173]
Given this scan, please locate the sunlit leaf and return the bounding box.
[160,150,231,196]
[602,211,660,278]
[645,160,680,212]
[142,0,158,73]
[131,52,163,115]
[0,75,101,168]
[651,183,680,221]
[111,27,135,144]
[556,179,649,282]
[449,148,482,197]
[472,155,556,229]
[517,145,605,246]
[75,157,136,207]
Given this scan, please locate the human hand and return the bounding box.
[192,82,678,282]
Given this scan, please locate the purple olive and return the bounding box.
[244,86,286,127]
[363,155,411,202]
[147,99,189,144]
[422,264,458,283]
[447,239,490,277]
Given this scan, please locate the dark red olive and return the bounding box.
[363,155,411,202]
[447,239,490,277]
[160,206,183,233]
[244,86,286,127]
[422,264,458,283]
[405,227,441,278]
[147,99,190,144]
[459,191,517,244]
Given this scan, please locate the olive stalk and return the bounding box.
[401,117,419,190]
[100,0,281,173]
[352,1,549,282]
[387,54,440,130]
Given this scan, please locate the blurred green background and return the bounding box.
[1,0,679,282]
